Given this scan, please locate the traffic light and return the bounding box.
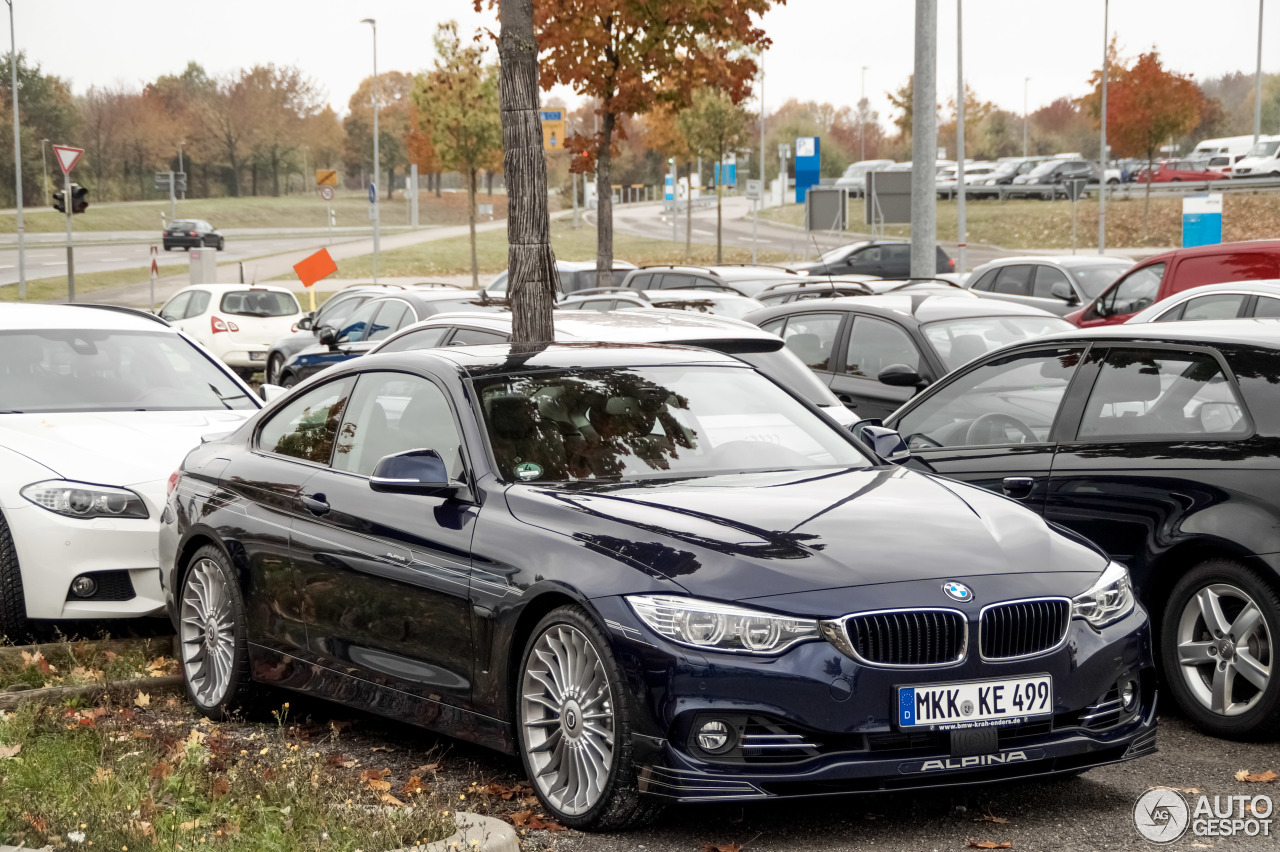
[70,184,89,214]
[52,189,65,213]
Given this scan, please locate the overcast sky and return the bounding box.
[15,0,1280,127]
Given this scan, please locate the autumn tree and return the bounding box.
[678,88,747,264]
[345,71,414,199]
[0,53,76,207]
[412,21,503,288]
[534,0,776,286]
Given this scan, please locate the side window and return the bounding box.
[969,271,998,292]
[627,273,652,290]
[759,317,787,337]
[257,378,353,464]
[315,295,364,329]
[1031,266,1072,299]
[1178,294,1246,321]
[1078,348,1248,441]
[1254,297,1280,318]
[377,327,451,353]
[333,373,464,479]
[338,301,382,344]
[896,348,1083,449]
[580,300,615,311]
[159,292,191,322]
[488,272,509,293]
[844,316,922,379]
[185,290,211,317]
[1101,263,1165,316]
[661,274,695,289]
[992,265,1033,297]
[777,313,842,371]
[449,327,508,346]
[367,301,410,342]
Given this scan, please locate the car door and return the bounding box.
[228,376,357,653]
[1078,262,1168,327]
[295,300,384,381]
[158,291,192,326]
[845,246,883,276]
[887,345,1088,509]
[829,314,928,419]
[757,310,845,392]
[1152,293,1249,322]
[979,264,1036,309]
[1044,344,1253,590]
[290,370,480,707]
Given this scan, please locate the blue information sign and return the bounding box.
[794,136,820,203]
[368,183,377,204]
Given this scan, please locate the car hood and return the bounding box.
[505,466,1107,606]
[0,410,252,491]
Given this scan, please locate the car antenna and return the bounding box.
[808,230,839,294]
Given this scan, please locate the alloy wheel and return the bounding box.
[1177,582,1273,716]
[520,623,616,817]
[179,558,237,708]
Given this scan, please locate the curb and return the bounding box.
[0,675,184,711]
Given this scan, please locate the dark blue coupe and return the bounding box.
[160,343,1155,830]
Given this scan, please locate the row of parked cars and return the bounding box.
[4,240,1280,830]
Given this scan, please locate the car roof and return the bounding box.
[646,289,760,302]
[385,307,775,344]
[1138,239,1280,265]
[367,290,500,310]
[0,303,177,332]
[974,255,1134,271]
[556,259,637,272]
[376,342,745,377]
[629,264,799,282]
[177,283,295,294]
[1024,318,1280,349]
[748,294,1060,325]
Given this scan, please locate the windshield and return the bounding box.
[219,290,299,318]
[1070,262,1133,298]
[735,348,845,409]
[0,329,257,413]
[922,316,1074,370]
[1246,140,1280,158]
[992,161,1020,175]
[1027,160,1063,177]
[474,365,868,483]
[818,242,866,264]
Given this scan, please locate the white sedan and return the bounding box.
[0,304,259,639]
[159,284,302,379]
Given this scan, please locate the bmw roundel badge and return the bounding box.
[943,581,974,603]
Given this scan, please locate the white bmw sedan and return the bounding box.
[0,304,259,639]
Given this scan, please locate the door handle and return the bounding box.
[301,493,330,515]
[1001,477,1035,500]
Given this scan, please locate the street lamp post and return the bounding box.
[1099,0,1109,254]
[178,141,185,200]
[6,0,26,299]
[1023,77,1030,158]
[860,66,868,162]
[956,0,966,277]
[41,137,49,205]
[1255,0,1265,144]
[362,17,380,285]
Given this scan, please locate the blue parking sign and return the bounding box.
[368,183,377,204]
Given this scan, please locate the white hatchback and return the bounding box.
[159,284,302,378]
[0,304,259,639]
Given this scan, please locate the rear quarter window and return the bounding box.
[1224,345,1280,437]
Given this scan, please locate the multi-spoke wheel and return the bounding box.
[516,606,662,830]
[1163,559,1280,740]
[178,545,254,719]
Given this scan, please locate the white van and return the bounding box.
[1193,135,1262,171]
[1233,136,1280,179]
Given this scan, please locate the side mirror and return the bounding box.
[877,363,925,388]
[297,315,314,331]
[1049,281,1078,304]
[258,383,287,403]
[317,325,338,349]
[850,419,911,465]
[370,449,456,495]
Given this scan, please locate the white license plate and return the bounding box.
[898,675,1052,730]
[248,352,266,362]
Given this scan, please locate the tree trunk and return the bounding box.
[595,111,617,288]
[487,170,494,196]
[386,165,394,200]
[500,0,557,345]
[271,151,281,197]
[435,172,442,197]
[468,167,480,290]
[685,161,693,260]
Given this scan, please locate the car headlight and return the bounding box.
[1071,562,1134,628]
[21,480,149,520]
[626,594,819,654]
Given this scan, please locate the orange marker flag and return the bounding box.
[293,248,338,288]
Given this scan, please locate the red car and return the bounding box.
[1134,159,1227,183]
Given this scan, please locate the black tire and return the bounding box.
[218,238,226,251]
[163,245,173,252]
[266,353,284,386]
[1160,558,1280,741]
[280,371,298,389]
[184,246,191,252]
[515,605,664,831]
[0,510,32,643]
[177,544,257,721]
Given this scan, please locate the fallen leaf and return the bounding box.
[103,650,119,663]
[149,761,172,781]
[93,766,113,783]
[701,844,744,852]
[22,811,47,833]
[412,762,440,774]
[483,781,532,800]
[179,819,199,831]
[0,743,21,759]
[20,650,55,675]
[967,843,1012,850]
[974,814,1009,824]
[211,777,231,798]
[401,776,428,795]
[379,793,406,807]
[134,692,151,709]
[1236,769,1278,783]
[509,811,565,832]
[370,745,395,753]
[360,767,391,782]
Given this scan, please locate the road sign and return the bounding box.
[745,179,762,200]
[1064,179,1088,202]
[319,186,335,201]
[53,145,84,175]
[316,169,339,187]
[368,183,377,204]
[293,248,338,289]
[778,143,790,160]
[540,110,566,151]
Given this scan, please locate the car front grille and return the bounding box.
[980,598,1070,660]
[837,609,966,667]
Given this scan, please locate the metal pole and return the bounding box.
[1255,0,1265,144]
[1072,193,1079,255]
[956,0,966,276]
[327,200,333,245]
[363,17,380,284]
[63,170,73,302]
[1023,77,1030,159]
[1099,0,1109,254]
[754,53,763,264]
[9,0,26,299]
[910,0,938,279]
[40,137,48,205]
[860,66,868,162]
[168,170,176,221]
[301,146,309,197]
[178,142,185,200]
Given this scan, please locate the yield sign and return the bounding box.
[53,144,84,175]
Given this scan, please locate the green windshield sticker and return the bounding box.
[514,462,543,481]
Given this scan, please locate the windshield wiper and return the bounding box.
[0,410,23,414]
[209,384,251,410]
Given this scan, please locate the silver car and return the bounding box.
[966,256,1135,316]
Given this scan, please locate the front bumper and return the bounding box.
[593,595,1156,802]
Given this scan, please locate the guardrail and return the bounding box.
[935,177,1280,202]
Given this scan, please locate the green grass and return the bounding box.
[0,266,160,303]
[0,190,514,234]
[0,700,452,851]
[324,218,791,281]
[0,638,174,691]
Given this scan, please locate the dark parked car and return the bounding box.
[161,342,1154,829]
[275,290,503,387]
[483,260,638,299]
[265,285,407,384]
[162,219,223,251]
[745,295,1072,419]
[1009,159,1102,197]
[619,264,802,298]
[789,241,954,278]
[966,256,1136,316]
[885,320,1280,739]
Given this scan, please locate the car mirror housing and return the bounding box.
[258,383,287,403]
[370,449,457,495]
[1049,281,1078,304]
[877,363,925,388]
[297,315,314,331]
[317,325,338,348]
[850,419,911,465]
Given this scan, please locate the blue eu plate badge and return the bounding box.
[900,688,916,726]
